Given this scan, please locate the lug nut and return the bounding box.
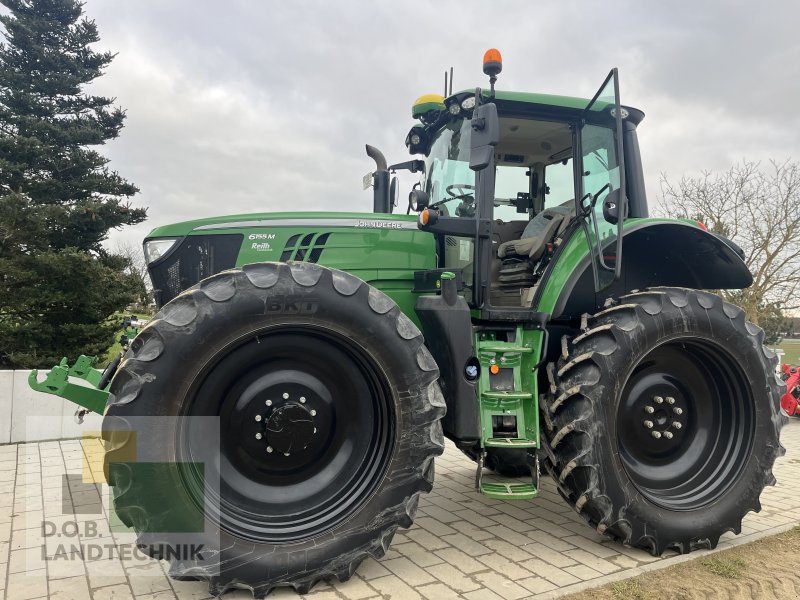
[673,421,682,429]
[666,396,675,404]
[664,431,674,440]
[265,399,272,407]
[283,452,290,457]
[652,431,662,439]
[654,396,664,404]
[643,420,654,429]
[255,433,262,440]
[674,407,683,415]
[644,406,655,414]
[311,409,317,417]
[266,446,273,453]
[300,396,306,403]
[255,415,262,422]
[282,393,289,399]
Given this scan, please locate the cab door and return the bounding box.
[577,69,627,291]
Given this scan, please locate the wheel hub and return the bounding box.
[641,395,685,441]
[261,400,317,455]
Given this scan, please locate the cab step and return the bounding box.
[480,482,538,500]
[485,437,537,448]
[475,449,539,501]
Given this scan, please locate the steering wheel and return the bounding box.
[445,183,475,201]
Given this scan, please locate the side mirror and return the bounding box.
[602,188,628,225]
[389,177,399,211]
[469,102,499,171]
[409,189,429,212]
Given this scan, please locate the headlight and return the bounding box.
[143,238,179,263]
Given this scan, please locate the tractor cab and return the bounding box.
[406,51,646,319]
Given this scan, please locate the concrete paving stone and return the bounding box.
[609,554,640,569]
[562,549,620,576]
[382,556,436,587]
[6,567,49,600]
[455,522,496,542]
[433,547,487,574]
[562,536,620,559]
[425,563,481,593]
[48,574,91,599]
[477,552,534,580]
[329,575,377,600]
[473,571,530,600]
[368,574,423,599]
[12,509,44,531]
[165,577,215,600]
[394,541,445,568]
[518,557,581,587]
[489,513,538,532]
[462,588,506,600]
[417,582,464,600]
[92,584,134,600]
[484,539,533,561]
[439,533,492,556]
[125,563,172,596]
[0,540,8,562]
[406,527,450,551]
[10,525,44,550]
[563,563,604,581]
[420,505,462,524]
[356,557,391,580]
[451,509,499,528]
[0,521,10,543]
[518,575,558,595]
[8,545,47,573]
[414,516,458,537]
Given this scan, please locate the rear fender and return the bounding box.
[551,220,752,319]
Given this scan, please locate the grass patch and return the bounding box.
[611,578,654,600]
[700,556,746,579]
[777,339,800,365]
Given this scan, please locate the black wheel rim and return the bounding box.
[178,325,395,542]
[616,338,755,510]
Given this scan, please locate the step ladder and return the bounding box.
[474,326,542,500]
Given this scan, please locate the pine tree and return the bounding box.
[0,0,147,368]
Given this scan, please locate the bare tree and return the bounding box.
[113,240,152,308]
[659,160,800,329]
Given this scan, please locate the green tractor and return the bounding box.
[31,50,784,596]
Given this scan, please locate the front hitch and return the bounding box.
[28,355,110,415]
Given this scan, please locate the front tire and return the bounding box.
[102,262,445,595]
[540,288,785,555]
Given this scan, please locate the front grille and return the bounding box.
[149,234,242,307]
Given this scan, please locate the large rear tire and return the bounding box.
[102,262,445,595]
[540,288,785,555]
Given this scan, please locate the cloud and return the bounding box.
[61,0,799,247]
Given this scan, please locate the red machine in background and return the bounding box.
[781,364,800,416]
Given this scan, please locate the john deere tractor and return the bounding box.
[31,50,784,596]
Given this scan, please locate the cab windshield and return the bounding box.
[423,119,475,217]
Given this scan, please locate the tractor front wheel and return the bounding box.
[103,262,445,595]
[540,288,785,555]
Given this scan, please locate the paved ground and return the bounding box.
[1,419,799,600]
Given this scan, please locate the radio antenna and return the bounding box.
[449,67,453,95]
[443,71,447,96]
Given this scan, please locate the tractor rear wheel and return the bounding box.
[102,262,445,596]
[540,288,785,555]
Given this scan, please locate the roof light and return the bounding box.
[460,96,476,110]
[483,48,502,77]
[448,103,461,115]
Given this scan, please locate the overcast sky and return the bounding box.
[67,0,800,248]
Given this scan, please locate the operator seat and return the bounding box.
[493,200,575,295]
